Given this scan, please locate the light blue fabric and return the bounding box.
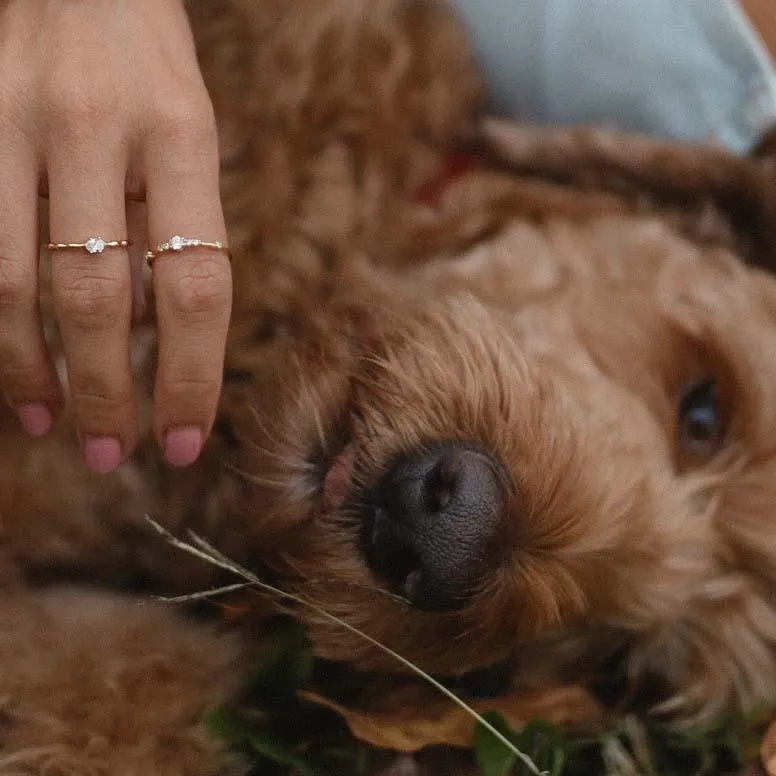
[448,0,776,152]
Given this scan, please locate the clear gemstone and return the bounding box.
[85,237,106,254]
[170,235,185,250]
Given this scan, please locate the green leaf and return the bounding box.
[475,713,569,776]
[475,712,520,776]
[518,719,567,776]
[206,705,246,742]
[207,706,324,776]
[243,621,314,704]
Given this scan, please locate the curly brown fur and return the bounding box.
[0,584,246,775]
[3,0,776,771]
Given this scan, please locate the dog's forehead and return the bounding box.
[429,214,771,312]
[412,215,776,440]
[426,214,776,352]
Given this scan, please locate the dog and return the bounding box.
[2,0,776,772]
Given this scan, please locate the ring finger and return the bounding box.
[48,133,135,474]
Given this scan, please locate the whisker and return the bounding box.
[245,403,289,449]
[311,403,327,450]
[224,462,289,489]
[238,441,315,473]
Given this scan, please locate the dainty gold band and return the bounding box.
[45,238,131,254]
[146,236,230,267]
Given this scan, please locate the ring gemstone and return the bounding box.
[85,237,106,254]
[145,236,228,265]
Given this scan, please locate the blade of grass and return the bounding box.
[153,582,253,604]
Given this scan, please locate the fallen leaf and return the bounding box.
[299,683,606,753]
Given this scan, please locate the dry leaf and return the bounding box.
[761,717,776,774]
[299,683,606,753]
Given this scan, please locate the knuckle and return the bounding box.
[0,258,35,312]
[159,370,218,423]
[0,81,12,114]
[152,95,218,151]
[0,355,46,397]
[0,91,19,129]
[56,273,128,329]
[165,370,217,403]
[68,374,131,417]
[0,73,32,130]
[166,257,231,321]
[45,76,120,137]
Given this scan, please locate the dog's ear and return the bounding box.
[483,118,776,268]
[749,131,776,270]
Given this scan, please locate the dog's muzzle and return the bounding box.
[361,442,506,611]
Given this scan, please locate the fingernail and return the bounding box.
[83,436,123,474]
[165,426,203,467]
[18,404,53,437]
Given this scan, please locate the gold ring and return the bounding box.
[45,238,131,255]
[145,235,230,267]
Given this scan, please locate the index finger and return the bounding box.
[143,98,232,468]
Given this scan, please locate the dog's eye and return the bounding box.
[678,379,723,458]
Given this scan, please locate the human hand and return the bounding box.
[0,0,232,472]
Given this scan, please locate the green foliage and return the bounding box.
[208,706,324,776]
[207,621,768,775]
[475,713,566,776]
[474,709,764,776]
[239,620,315,705]
[207,622,370,776]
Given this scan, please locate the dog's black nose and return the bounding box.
[362,442,506,611]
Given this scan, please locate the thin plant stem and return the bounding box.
[146,516,546,776]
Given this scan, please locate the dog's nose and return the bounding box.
[362,442,505,612]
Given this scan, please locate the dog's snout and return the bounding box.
[362,442,505,612]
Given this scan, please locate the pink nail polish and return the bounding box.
[83,436,123,474]
[18,404,53,437]
[165,426,203,467]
